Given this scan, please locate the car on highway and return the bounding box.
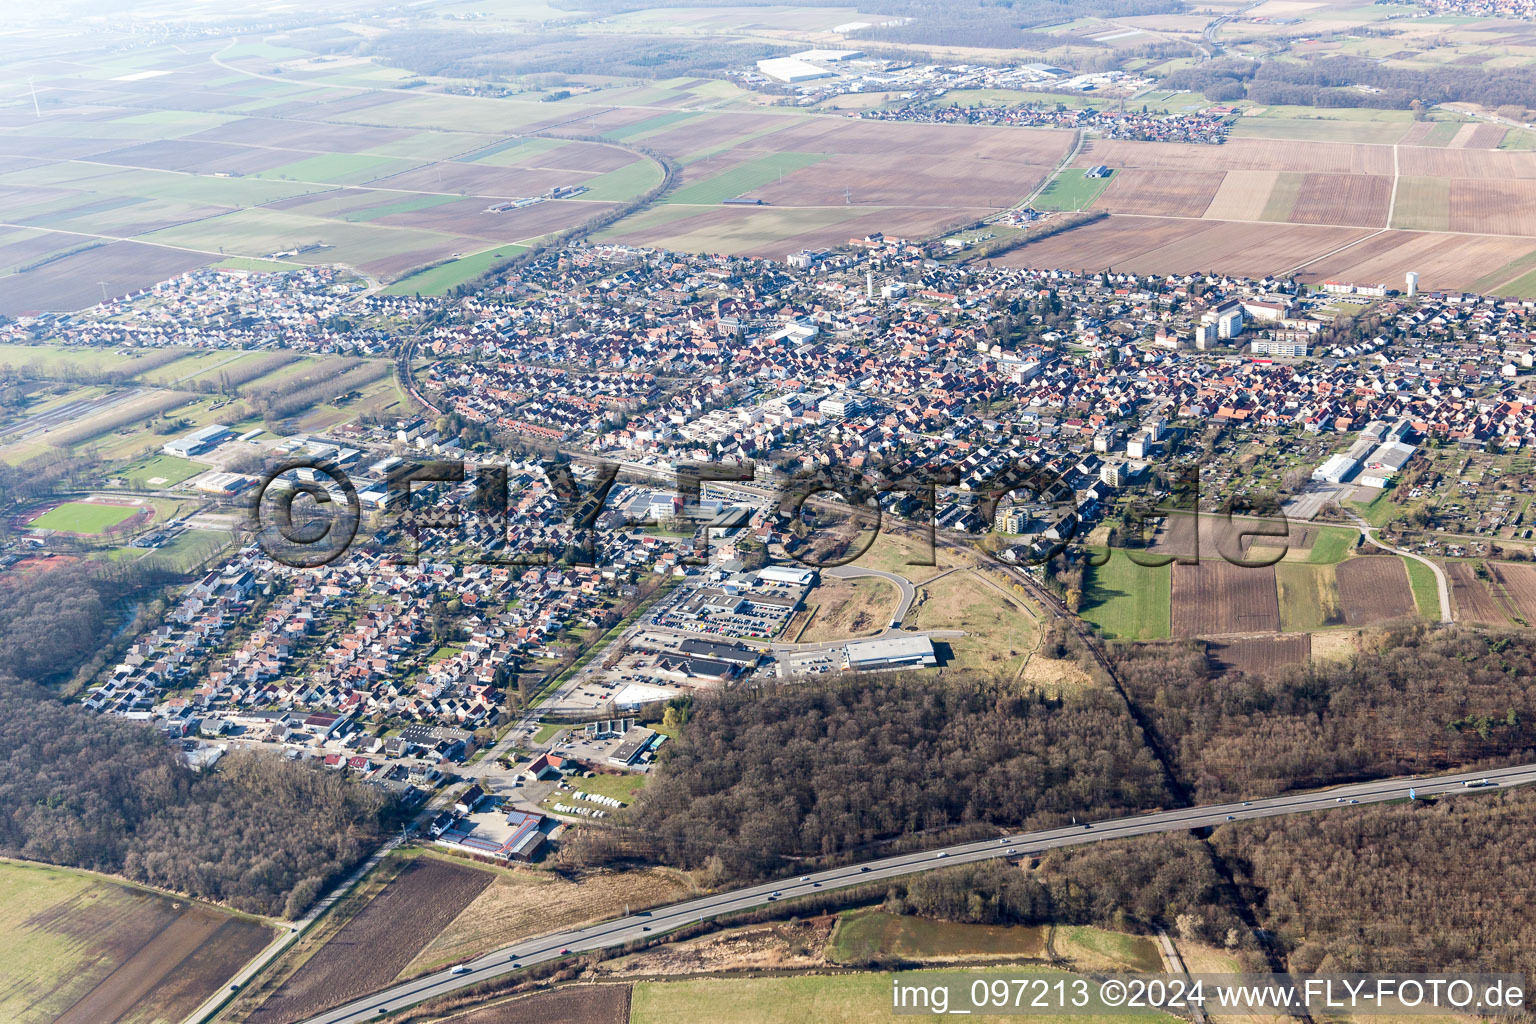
[1226,815,1235,820]
[800,875,809,881]
[1006,848,1016,854]
[451,965,472,975]
[936,851,948,858]
[860,866,871,872]
[560,948,570,954]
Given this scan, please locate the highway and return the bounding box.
[299,761,1536,1023]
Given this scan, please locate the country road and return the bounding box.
[1343,509,1452,623]
[297,762,1536,1023]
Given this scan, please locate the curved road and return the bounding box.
[824,563,917,624]
[1345,510,1452,623]
[299,762,1536,1023]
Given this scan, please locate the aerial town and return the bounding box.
[13,234,1536,810]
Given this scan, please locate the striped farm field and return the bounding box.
[1093,168,1222,218]
[1399,146,1536,180]
[1202,169,1280,221]
[1290,173,1391,227]
[1079,137,1393,175]
[1450,179,1536,236]
[1391,177,1450,231]
[1335,555,1417,626]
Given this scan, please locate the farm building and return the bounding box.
[1085,165,1111,178]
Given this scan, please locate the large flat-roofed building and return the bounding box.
[1250,336,1311,358]
[610,726,659,767]
[677,637,761,668]
[757,57,835,83]
[162,423,232,458]
[1312,453,1358,484]
[843,635,937,671]
[757,565,817,587]
[1359,441,1417,488]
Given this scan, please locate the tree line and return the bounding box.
[359,30,788,81]
[1165,55,1536,110]
[1215,787,1536,979]
[1115,625,1536,802]
[874,831,1252,955]
[574,674,1169,881]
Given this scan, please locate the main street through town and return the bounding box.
[299,762,1536,1023]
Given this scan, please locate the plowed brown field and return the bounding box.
[1335,555,1416,625]
[446,985,631,1024]
[1172,561,1281,636]
[1447,561,1510,625]
[1489,562,1536,622]
[1207,633,1311,675]
[248,857,493,1024]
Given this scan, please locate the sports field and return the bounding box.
[30,500,141,534]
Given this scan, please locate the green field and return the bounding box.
[1080,552,1171,640]
[1349,488,1398,528]
[602,110,701,141]
[829,909,1049,963]
[579,158,667,203]
[381,246,528,296]
[30,500,139,534]
[1031,168,1115,212]
[117,454,204,488]
[1402,556,1443,620]
[543,771,646,812]
[135,529,232,571]
[1275,562,1342,632]
[343,193,463,222]
[631,972,1177,1024]
[1307,526,1359,564]
[664,152,829,205]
